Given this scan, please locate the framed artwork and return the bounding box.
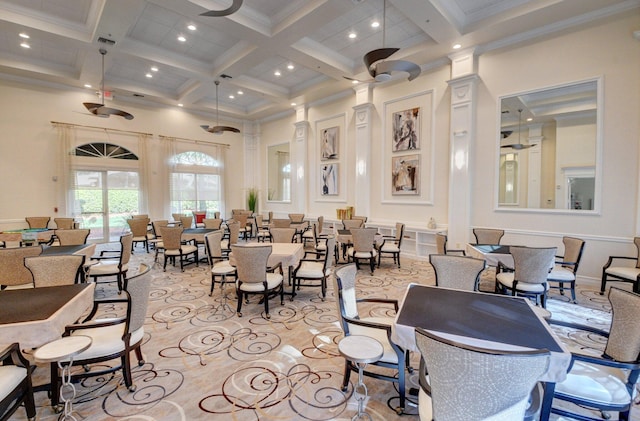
[392,107,420,152]
[391,154,420,195]
[321,163,339,195]
[320,126,339,160]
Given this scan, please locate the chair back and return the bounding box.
[171,213,183,222]
[561,236,586,273]
[430,254,485,291]
[264,211,273,223]
[151,220,169,237]
[435,232,447,254]
[394,222,405,245]
[350,228,376,252]
[225,222,240,246]
[334,264,359,325]
[204,231,224,264]
[127,218,149,237]
[473,228,505,244]
[25,216,50,229]
[288,213,305,223]
[213,211,221,219]
[511,246,556,285]
[0,246,42,287]
[415,327,549,421]
[234,213,249,227]
[193,211,207,225]
[270,228,296,243]
[271,218,291,228]
[232,245,271,284]
[158,227,183,250]
[54,218,75,230]
[351,215,368,224]
[131,214,148,219]
[179,216,193,229]
[324,235,336,270]
[119,233,134,266]
[125,264,151,335]
[343,219,364,230]
[604,287,640,362]
[25,255,85,287]
[203,218,223,229]
[55,229,90,245]
[316,216,324,235]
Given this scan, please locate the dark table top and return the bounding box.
[0,284,91,324]
[183,228,217,234]
[469,244,512,254]
[396,284,563,352]
[41,244,89,256]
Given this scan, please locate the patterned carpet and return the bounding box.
[9,243,633,421]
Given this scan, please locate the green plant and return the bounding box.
[247,188,259,213]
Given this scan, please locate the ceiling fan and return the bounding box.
[501,109,534,150]
[201,80,240,134]
[344,0,421,84]
[199,0,243,17]
[83,49,134,120]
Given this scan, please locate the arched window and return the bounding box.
[170,151,221,216]
[75,143,138,160]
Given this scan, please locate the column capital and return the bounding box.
[352,103,374,127]
[293,121,309,142]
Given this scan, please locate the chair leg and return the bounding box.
[570,281,577,303]
[341,361,351,392]
[135,346,145,365]
[397,252,401,268]
[122,354,135,392]
[600,271,607,295]
[210,274,216,296]
[264,290,270,319]
[50,362,60,408]
[236,289,243,316]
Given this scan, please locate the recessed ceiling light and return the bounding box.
[371,21,380,28]
[187,24,196,31]
[351,80,359,84]
[291,102,296,106]
[84,84,92,88]
[274,70,281,76]
[348,32,357,39]
[19,33,29,39]
[20,42,30,49]
[453,43,462,49]
[527,118,533,122]
[287,64,294,70]
[229,95,235,99]
[177,35,186,42]
[178,103,184,107]
[145,73,153,78]
[150,66,158,72]
[237,90,243,95]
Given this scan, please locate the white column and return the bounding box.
[447,49,478,249]
[293,106,309,213]
[352,102,374,218]
[243,120,259,197]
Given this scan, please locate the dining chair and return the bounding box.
[473,228,505,244]
[291,235,335,300]
[496,246,557,307]
[192,211,207,228]
[159,226,198,272]
[351,216,368,224]
[54,217,75,230]
[179,216,193,229]
[254,215,271,242]
[127,217,150,253]
[414,327,549,421]
[547,236,585,303]
[221,221,240,257]
[47,264,151,408]
[25,216,50,229]
[333,263,410,415]
[600,236,640,295]
[203,218,223,229]
[430,254,486,291]
[54,228,90,246]
[204,231,236,297]
[87,233,133,292]
[434,232,466,255]
[288,213,305,223]
[233,213,251,240]
[232,244,284,319]
[269,227,296,243]
[347,228,378,274]
[131,214,148,219]
[342,219,364,230]
[301,216,323,246]
[0,343,36,421]
[171,213,183,223]
[377,222,404,268]
[271,218,291,228]
[0,245,42,290]
[25,254,86,287]
[549,287,640,421]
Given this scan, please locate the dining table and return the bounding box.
[181,228,217,244]
[466,243,514,267]
[41,243,97,259]
[0,283,96,349]
[391,283,570,421]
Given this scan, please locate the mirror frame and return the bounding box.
[495,77,603,215]
[266,142,292,203]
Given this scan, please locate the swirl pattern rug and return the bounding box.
[10,245,637,421]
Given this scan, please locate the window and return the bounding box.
[170,151,221,215]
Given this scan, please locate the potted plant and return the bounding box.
[247,188,259,213]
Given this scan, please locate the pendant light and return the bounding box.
[83,49,134,120]
[201,80,240,134]
[501,109,533,150]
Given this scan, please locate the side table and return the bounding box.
[338,335,384,421]
[34,335,92,420]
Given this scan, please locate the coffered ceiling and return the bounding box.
[0,0,636,122]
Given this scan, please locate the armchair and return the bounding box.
[347,228,378,274]
[127,217,151,253]
[87,233,133,292]
[0,245,42,290]
[54,228,90,245]
[291,236,335,300]
[496,246,556,307]
[473,228,505,244]
[204,231,236,297]
[430,254,485,291]
[25,254,86,287]
[54,217,75,230]
[269,227,296,243]
[0,343,36,421]
[25,216,50,229]
[158,226,198,272]
[434,232,466,255]
[193,211,207,228]
[377,222,404,268]
[600,237,640,295]
[547,236,585,303]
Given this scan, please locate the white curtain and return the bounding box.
[137,133,151,214]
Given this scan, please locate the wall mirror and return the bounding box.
[497,79,600,212]
[267,142,291,202]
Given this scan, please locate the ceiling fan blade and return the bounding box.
[100,106,134,120]
[200,0,243,16]
[83,102,103,113]
[501,143,535,150]
[202,125,240,134]
[342,76,375,83]
[375,60,422,81]
[363,48,399,76]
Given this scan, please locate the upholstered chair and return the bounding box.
[342,219,364,230]
[25,255,85,287]
[0,343,36,420]
[430,254,485,291]
[547,236,585,303]
[203,218,223,229]
[600,237,640,295]
[0,245,42,289]
[25,216,50,229]
[473,228,505,245]
[377,222,404,268]
[496,246,556,307]
[127,218,150,253]
[291,236,335,300]
[347,228,378,274]
[269,228,296,243]
[271,218,291,228]
[434,232,466,255]
[87,233,133,292]
[159,226,198,272]
[204,231,236,297]
[54,217,75,230]
[54,228,90,246]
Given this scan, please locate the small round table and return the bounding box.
[338,335,384,421]
[34,335,92,420]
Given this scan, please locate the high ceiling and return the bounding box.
[0,0,636,123]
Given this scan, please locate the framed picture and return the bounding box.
[321,163,339,195]
[392,107,420,152]
[320,126,339,160]
[391,154,420,195]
